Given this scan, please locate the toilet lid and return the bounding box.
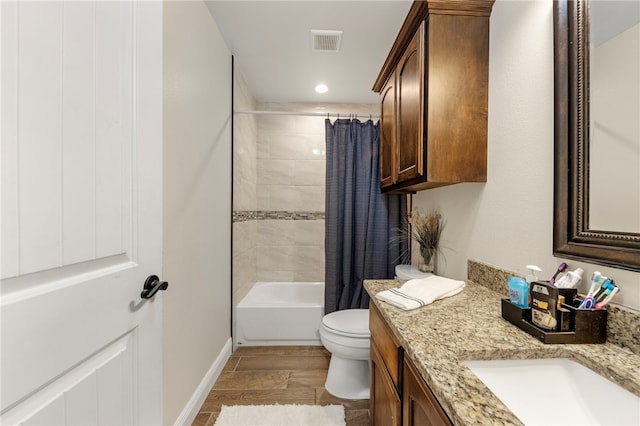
[322,309,370,338]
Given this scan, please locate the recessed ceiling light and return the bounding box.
[315,84,329,94]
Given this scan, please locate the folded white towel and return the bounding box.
[376,275,466,310]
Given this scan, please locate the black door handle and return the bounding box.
[141,275,168,299]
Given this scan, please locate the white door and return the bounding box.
[1,1,163,425]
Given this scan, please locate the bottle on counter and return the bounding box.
[554,268,584,289]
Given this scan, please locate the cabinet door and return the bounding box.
[403,357,452,426]
[370,302,402,387]
[396,21,425,183]
[379,73,396,188]
[371,342,401,426]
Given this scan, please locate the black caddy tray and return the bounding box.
[501,292,607,344]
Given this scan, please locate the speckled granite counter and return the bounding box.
[364,279,640,425]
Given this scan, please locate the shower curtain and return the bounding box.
[324,118,407,313]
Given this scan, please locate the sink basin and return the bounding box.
[464,358,640,425]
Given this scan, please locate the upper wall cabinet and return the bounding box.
[380,70,397,189]
[374,0,495,193]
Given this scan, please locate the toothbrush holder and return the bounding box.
[501,288,607,344]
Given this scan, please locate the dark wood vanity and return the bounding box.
[370,302,452,425]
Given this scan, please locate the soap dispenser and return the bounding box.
[525,265,542,284]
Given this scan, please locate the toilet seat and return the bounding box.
[321,309,370,338]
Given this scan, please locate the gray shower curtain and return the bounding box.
[324,118,407,313]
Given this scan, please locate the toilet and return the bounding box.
[319,266,431,400]
[319,309,371,400]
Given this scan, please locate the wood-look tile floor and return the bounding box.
[192,346,370,426]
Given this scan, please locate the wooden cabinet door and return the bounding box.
[379,73,396,188]
[396,21,425,183]
[403,357,452,426]
[370,302,402,387]
[371,342,402,426]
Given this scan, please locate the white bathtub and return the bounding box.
[235,282,325,346]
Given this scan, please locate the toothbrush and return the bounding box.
[549,262,567,285]
[595,287,620,309]
[594,280,614,301]
[579,272,604,309]
[595,284,615,303]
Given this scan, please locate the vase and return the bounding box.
[418,248,437,274]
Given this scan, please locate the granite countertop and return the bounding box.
[364,279,640,425]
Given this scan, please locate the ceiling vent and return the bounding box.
[311,30,343,52]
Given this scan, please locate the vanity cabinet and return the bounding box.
[371,343,401,426]
[373,0,495,193]
[403,357,452,426]
[370,302,452,425]
[370,301,402,425]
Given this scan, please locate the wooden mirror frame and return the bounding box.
[553,0,640,272]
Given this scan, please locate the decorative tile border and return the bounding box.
[233,210,325,223]
[233,211,258,222]
[468,259,640,355]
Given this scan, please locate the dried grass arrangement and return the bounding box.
[410,209,445,273]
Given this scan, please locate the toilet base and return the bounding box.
[324,355,371,400]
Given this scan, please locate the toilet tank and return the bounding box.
[395,265,432,283]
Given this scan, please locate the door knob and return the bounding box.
[141,275,168,299]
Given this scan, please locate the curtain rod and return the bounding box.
[234,109,380,119]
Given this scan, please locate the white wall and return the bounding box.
[163,1,232,423]
[412,0,640,310]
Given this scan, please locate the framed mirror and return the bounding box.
[553,0,640,272]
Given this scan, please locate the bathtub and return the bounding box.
[235,282,325,346]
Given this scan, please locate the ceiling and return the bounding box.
[205,1,413,105]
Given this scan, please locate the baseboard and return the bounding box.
[174,337,232,426]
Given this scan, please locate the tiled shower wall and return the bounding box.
[232,67,378,305]
[254,107,328,283]
[232,68,257,306]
